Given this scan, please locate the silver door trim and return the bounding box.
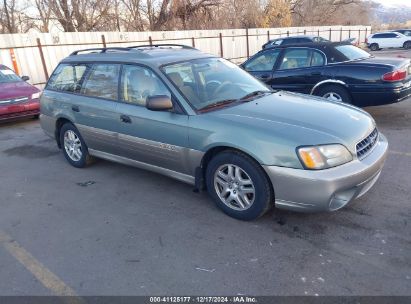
[310,79,347,95]
[117,132,204,175]
[76,124,118,149]
[88,149,196,185]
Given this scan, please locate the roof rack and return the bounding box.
[131,44,197,50]
[70,47,134,56]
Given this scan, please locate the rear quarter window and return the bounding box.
[47,63,89,93]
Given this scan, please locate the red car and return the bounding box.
[0,64,41,122]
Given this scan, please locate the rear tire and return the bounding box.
[369,43,379,51]
[205,150,273,221]
[59,122,93,168]
[316,84,352,104]
[404,41,411,49]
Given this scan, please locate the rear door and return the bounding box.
[386,33,402,47]
[116,64,190,174]
[242,49,281,83]
[270,47,326,93]
[74,63,121,155]
[44,62,121,155]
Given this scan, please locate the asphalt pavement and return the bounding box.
[0,50,410,296]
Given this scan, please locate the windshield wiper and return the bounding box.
[197,99,237,111]
[238,90,274,101]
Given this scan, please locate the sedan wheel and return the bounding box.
[214,164,255,211]
[322,92,342,102]
[316,84,352,104]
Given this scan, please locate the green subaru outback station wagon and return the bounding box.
[40,44,388,220]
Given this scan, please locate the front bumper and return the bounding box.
[263,134,388,212]
[0,100,40,121]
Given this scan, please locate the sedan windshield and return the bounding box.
[334,45,371,61]
[162,58,271,111]
[0,67,21,83]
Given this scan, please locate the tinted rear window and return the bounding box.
[334,45,371,61]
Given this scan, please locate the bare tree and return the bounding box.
[289,0,362,26]
[44,0,117,32]
[1,0,18,33]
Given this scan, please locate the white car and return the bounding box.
[366,32,411,51]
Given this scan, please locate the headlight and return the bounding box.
[297,144,353,170]
[31,92,41,100]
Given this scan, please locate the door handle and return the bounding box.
[310,72,321,76]
[259,74,270,79]
[72,105,80,112]
[120,114,131,123]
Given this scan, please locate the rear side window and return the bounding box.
[311,50,325,66]
[279,48,311,69]
[47,63,89,92]
[81,64,120,100]
[279,48,325,70]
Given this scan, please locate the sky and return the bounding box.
[373,0,411,7]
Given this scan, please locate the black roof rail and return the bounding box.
[131,44,198,50]
[70,47,134,56]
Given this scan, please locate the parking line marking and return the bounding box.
[0,231,84,303]
[389,150,411,157]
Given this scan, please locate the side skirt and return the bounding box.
[88,149,195,186]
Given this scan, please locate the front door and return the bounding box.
[116,64,190,174]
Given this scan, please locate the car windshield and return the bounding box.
[334,45,371,61]
[162,57,271,111]
[0,67,21,83]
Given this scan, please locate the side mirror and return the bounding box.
[21,75,30,81]
[146,95,173,111]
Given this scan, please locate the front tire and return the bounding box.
[59,123,93,168]
[404,41,411,49]
[369,43,379,51]
[316,84,352,104]
[206,151,273,221]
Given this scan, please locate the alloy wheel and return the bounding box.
[213,164,255,211]
[323,92,343,102]
[63,130,82,162]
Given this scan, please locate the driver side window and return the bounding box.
[244,50,280,72]
[120,65,171,107]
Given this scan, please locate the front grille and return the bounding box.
[356,128,379,159]
[0,96,29,105]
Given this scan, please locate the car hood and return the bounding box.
[0,81,39,100]
[207,91,375,152]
